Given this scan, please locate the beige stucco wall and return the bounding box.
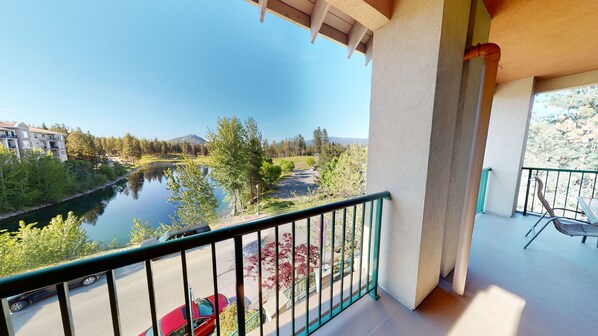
[441,0,490,278]
[535,69,598,94]
[366,0,475,309]
[483,77,536,217]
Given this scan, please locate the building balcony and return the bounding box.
[315,212,598,335]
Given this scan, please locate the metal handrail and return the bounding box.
[1,191,391,336]
[520,167,598,217]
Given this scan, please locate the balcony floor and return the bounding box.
[315,213,598,336]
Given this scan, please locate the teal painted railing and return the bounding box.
[476,168,492,214]
[0,191,390,336]
[519,167,598,218]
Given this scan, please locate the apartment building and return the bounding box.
[0,121,68,161]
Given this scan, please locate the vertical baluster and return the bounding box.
[211,243,221,336]
[339,208,347,311]
[181,251,193,336]
[106,270,122,336]
[318,214,324,326]
[369,199,384,300]
[275,226,280,336]
[565,172,573,216]
[365,201,374,292]
[329,210,336,317]
[56,282,75,336]
[523,168,532,215]
[305,218,311,333]
[575,173,585,219]
[145,260,159,336]
[552,171,561,210]
[349,205,357,303]
[531,170,539,212]
[1,298,15,336]
[234,237,246,336]
[592,173,597,199]
[258,231,264,336]
[358,203,366,296]
[291,221,296,335]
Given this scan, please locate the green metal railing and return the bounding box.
[0,191,390,336]
[476,167,492,214]
[519,167,598,218]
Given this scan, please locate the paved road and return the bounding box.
[10,239,252,335]
[270,169,318,199]
[9,225,311,336]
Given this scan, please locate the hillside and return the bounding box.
[168,134,206,145]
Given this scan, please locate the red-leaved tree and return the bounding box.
[244,232,320,290]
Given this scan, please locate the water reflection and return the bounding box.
[0,163,226,244]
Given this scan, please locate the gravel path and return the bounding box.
[270,169,318,199]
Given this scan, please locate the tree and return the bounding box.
[319,145,367,197]
[244,117,265,202]
[66,129,99,164]
[122,133,142,163]
[244,232,320,290]
[312,127,322,155]
[321,128,329,146]
[208,117,248,215]
[165,159,217,227]
[524,85,598,169]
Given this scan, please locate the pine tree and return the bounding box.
[313,127,322,155]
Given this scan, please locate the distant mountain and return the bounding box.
[306,137,368,146]
[168,134,206,145]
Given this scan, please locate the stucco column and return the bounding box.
[483,77,535,217]
[366,0,473,309]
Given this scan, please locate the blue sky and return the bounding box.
[0,1,372,141]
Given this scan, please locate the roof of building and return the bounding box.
[28,127,66,135]
[0,122,66,135]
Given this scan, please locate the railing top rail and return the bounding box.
[0,191,391,298]
[522,166,598,174]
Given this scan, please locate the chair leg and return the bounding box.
[524,221,551,249]
[582,236,587,243]
[525,213,548,237]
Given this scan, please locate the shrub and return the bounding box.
[261,161,282,186]
[279,160,295,173]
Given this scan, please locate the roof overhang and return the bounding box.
[244,0,393,64]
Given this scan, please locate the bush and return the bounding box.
[306,157,315,166]
[218,302,260,335]
[129,218,157,244]
[0,212,99,278]
[279,160,295,173]
[261,161,282,186]
[98,163,116,180]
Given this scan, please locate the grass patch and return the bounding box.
[272,156,315,170]
[136,155,213,167]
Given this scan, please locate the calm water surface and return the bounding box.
[0,164,228,245]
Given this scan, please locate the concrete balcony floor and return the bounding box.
[315,213,598,336]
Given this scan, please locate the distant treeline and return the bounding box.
[42,124,208,164]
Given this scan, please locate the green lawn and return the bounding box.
[272,156,315,170]
[136,155,213,166]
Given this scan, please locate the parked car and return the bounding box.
[140,224,211,247]
[139,294,229,336]
[8,273,104,312]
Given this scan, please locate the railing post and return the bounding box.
[523,168,532,216]
[1,298,14,336]
[56,282,75,336]
[369,199,384,300]
[234,236,246,336]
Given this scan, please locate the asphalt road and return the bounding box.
[11,238,251,335]
[10,225,310,336]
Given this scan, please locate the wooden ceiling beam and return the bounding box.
[347,22,368,58]
[310,0,330,43]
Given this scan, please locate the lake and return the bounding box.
[0,163,228,245]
